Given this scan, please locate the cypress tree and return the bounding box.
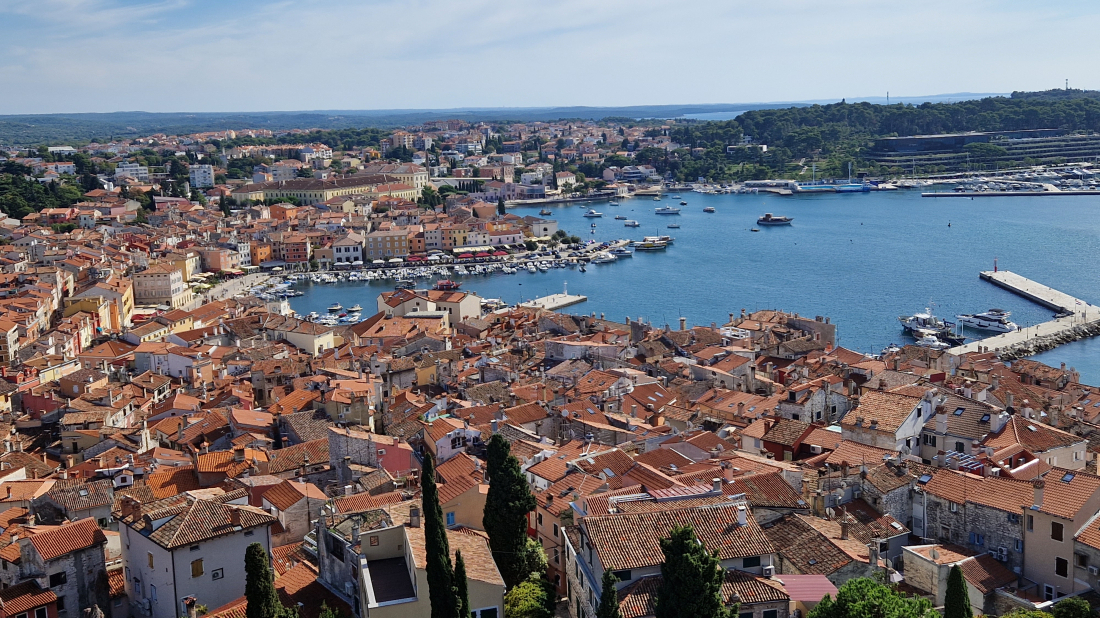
[654,526,731,618]
[423,452,459,618]
[454,550,470,618]
[944,565,972,618]
[483,434,537,589]
[244,542,285,618]
[597,570,622,618]
[497,197,506,216]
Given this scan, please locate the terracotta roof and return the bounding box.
[263,480,326,511]
[0,581,57,615]
[392,501,504,586]
[822,440,895,467]
[583,503,774,571]
[29,517,106,561]
[983,416,1084,454]
[922,469,1035,514]
[117,491,275,549]
[762,515,859,576]
[841,391,920,433]
[333,490,408,514]
[736,472,806,509]
[1034,468,1100,520]
[268,439,329,475]
[146,465,201,499]
[959,553,1017,594]
[45,478,114,513]
[618,570,787,618]
[633,448,694,471]
[762,419,812,447]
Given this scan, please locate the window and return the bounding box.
[150,584,157,603]
[612,570,632,582]
[743,556,761,568]
[764,611,779,618]
[191,559,203,578]
[1016,540,1024,552]
[35,608,47,618]
[740,613,754,618]
[949,502,958,513]
[190,545,200,552]
[56,597,65,611]
[49,571,67,587]
[212,568,224,580]
[554,548,560,564]
[446,512,455,526]
[537,513,543,526]
[1076,553,1089,568]
[1056,557,1069,578]
[969,532,985,546]
[1028,515,1034,531]
[147,552,154,568]
[471,608,499,618]
[1053,522,1064,542]
[955,441,965,452]
[1008,513,1020,524]
[553,524,559,538]
[244,530,254,537]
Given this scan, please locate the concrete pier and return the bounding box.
[947,270,1100,356]
[519,293,588,311]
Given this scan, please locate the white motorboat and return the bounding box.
[898,308,954,334]
[757,213,792,225]
[583,209,603,217]
[349,304,362,312]
[328,303,343,313]
[956,309,1018,332]
[624,220,640,227]
[654,206,681,215]
[914,333,951,350]
[591,253,617,264]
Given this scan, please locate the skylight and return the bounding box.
[1063,472,1076,483]
[980,414,991,423]
[953,407,965,416]
[918,474,932,484]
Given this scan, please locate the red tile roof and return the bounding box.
[29,517,106,561]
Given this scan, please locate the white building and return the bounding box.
[189,164,215,188]
[115,162,150,182]
[115,489,276,618]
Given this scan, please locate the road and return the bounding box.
[184,273,272,310]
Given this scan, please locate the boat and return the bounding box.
[643,235,674,244]
[757,213,793,225]
[394,279,415,290]
[956,309,1018,333]
[898,308,953,334]
[634,241,668,251]
[583,209,603,217]
[703,206,716,213]
[433,279,461,291]
[327,303,343,313]
[591,253,617,264]
[655,206,681,215]
[624,220,640,227]
[591,222,597,228]
[609,247,633,257]
[914,333,951,350]
[539,208,552,215]
[653,196,661,201]
[835,183,871,193]
[615,215,627,220]
[679,201,688,206]
[750,227,760,232]
[667,223,681,229]
[609,201,619,206]
[349,304,362,312]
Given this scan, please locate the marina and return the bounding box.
[284,190,1100,382]
[518,290,589,311]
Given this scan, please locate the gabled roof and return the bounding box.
[583,503,774,571]
[29,517,106,562]
[117,490,275,549]
[841,390,920,433]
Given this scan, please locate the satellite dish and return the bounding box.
[825,507,836,519]
[900,445,912,456]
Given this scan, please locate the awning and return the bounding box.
[493,251,508,256]
[475,252,491,257]
[457,253,473,259]
[271,267,283,271]
[388,258,403,263]
[373,260,385,264]
[427,255,441,261]
[352,260,364,266]
[407,256,423,261]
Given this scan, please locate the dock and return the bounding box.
[947,270,1100,357]
[519,293,588,311]
[922,191,1100,197]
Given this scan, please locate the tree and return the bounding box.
[654,526,731,618]
[596,570,622,618]
[317,603,347,618]
[1052,597,1094,618]
[944,565,972,618]
[454,550,470,618]
[497,197,506,216]
[483,434,538,589]
[808,577,936,618]
[423,453,459,618]
[524,240,538,252]
[504,575,552,618]
[244,542,295,618]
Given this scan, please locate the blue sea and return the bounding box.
[288,190,1100,383]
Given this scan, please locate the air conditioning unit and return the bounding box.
[998,547,1008,562]
[345,581,355,597]
[809,445,823,454]
[1089,565,1099,576]
[762,565,775,577]
[852,488,862,498]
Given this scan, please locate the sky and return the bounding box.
[0,0,1097,115]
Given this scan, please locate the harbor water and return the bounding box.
[288,190,1100,383]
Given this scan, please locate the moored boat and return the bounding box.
[327,303,343,313]
[956,309,1018,333]
[757,213,792,225]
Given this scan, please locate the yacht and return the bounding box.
[914,333,951,350]
[433,280,461,291]
[609,247,633,257]
[624,220,640,227]
[643,235,674,244]
[327,303,343,313]
[539,208,552,216]
[679,200,688,206]
[757,213,792,225]
[653,196,661,201]
[591,253,617,264]
[615,215,627,220]
[583,209,603,218]
[634,241,668,251]
[956,309,1018,332]
[655,206,681,215]
[703,206,716,213]
[667,223,681,229]
[349,304,362,312]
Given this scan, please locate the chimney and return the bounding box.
[1033,478,1045,509]
[631,404,637,418]
[229,508,241,527]
[840,519,850,540]
[736,505,747,526]
[1006,392,1014,412]
[936,407,948,434]
[344,485,354,496]
[409,506,421,528]
[352,523,360,543]
[679,317,686,331]
[712,478,722,494]
[233,446,245,462]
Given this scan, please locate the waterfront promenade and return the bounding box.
[947,270,1100,356]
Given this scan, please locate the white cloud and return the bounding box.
[1,0,1099,113]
